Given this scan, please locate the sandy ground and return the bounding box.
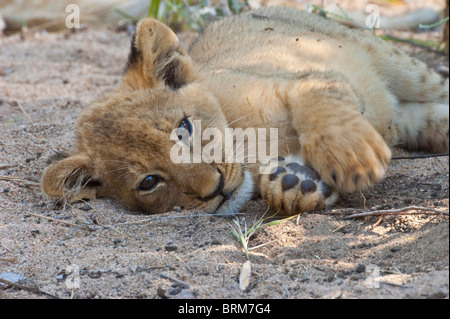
[0,1,449,299]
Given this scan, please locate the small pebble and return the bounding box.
[157,285,168,299]
[3,67,14,76]
[437,65,449,77]
[79,203,92,211]
[169,287,183,295]
[88,270,102,279]
[30,229,40,237]
[355,264,366,273]
[56,274,65,281]
[165,245,178,252]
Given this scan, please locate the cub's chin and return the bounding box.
[214,170,254,215]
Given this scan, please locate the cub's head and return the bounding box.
[41,19,253,214]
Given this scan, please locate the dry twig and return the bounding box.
[17,102,35,125]
[105,212,243,227]
[158,272,190,288]
[0,278,58,299]
[0,176,40,187]
[0,164,18,170]
[392,153,449,160]
[24,212,96,231]
[344,206,448,219]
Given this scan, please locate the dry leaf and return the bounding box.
[239,260,251,291]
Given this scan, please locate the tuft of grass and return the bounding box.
[380,34,447,53]
[114,8,139,23]
[310,3,367,30]
[227,0,249,15]
[228,208,297,260]
[148,0,161,18]
[310,3,448,52]
[144,0,249,32]
[419,16,449,30]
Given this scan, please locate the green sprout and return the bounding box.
[228,208,297,260]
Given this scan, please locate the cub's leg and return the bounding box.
[259,155,338,215]
[285,75,392,193]
[368,41,450,153]
[365,36,449,104]
[394,102,449,153]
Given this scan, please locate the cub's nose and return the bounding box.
[171,163,223,199]
[200,173,224,201]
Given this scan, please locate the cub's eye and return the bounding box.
[139,175,161,191]
[177,118,192,141]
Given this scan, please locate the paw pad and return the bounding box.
[300,179,316,194]
[282,174,299,191]
[320,183,333,198]
[286,163,320,180]
[270,167,286,181]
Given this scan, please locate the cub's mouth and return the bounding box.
[214,170,254,215]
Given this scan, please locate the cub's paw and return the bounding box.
[260,156,338,215]
[301,123,391,193]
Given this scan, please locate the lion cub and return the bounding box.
[42,7,449,215]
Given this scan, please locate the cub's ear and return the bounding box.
[41,153,102,202]
[121,18,197,91]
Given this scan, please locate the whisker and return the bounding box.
[101,166,132,177]
[224,138,273,164]
[111,170,133,185]
[101,159,132,164]
[225,114,252,128]
[234,141,264,158]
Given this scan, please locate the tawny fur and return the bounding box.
[41,7,449,215]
